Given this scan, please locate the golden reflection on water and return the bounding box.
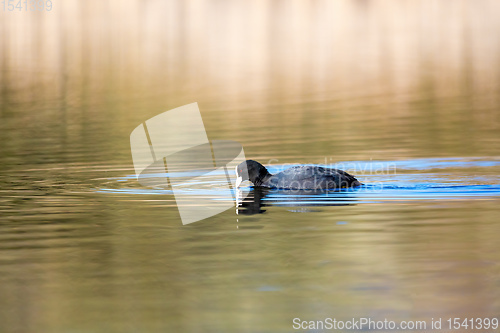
[1,1,500,332]
[1,0,499,162]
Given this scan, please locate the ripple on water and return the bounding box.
[97,157,500,208]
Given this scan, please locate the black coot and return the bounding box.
[235,160,362,190]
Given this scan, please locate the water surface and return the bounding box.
[1,1,500,332]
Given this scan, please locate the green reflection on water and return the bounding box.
[1,1,500,332]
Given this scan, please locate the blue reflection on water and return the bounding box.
[98,157,500,205]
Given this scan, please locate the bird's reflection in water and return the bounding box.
[236,187,270,215]
[236,187,358,216]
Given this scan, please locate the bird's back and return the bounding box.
[265,165,360,190]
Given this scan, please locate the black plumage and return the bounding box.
[236,160,362,190]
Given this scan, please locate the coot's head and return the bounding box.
[235,160,270,187]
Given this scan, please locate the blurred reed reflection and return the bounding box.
[1,0,499,164]
[1,1,500,333]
